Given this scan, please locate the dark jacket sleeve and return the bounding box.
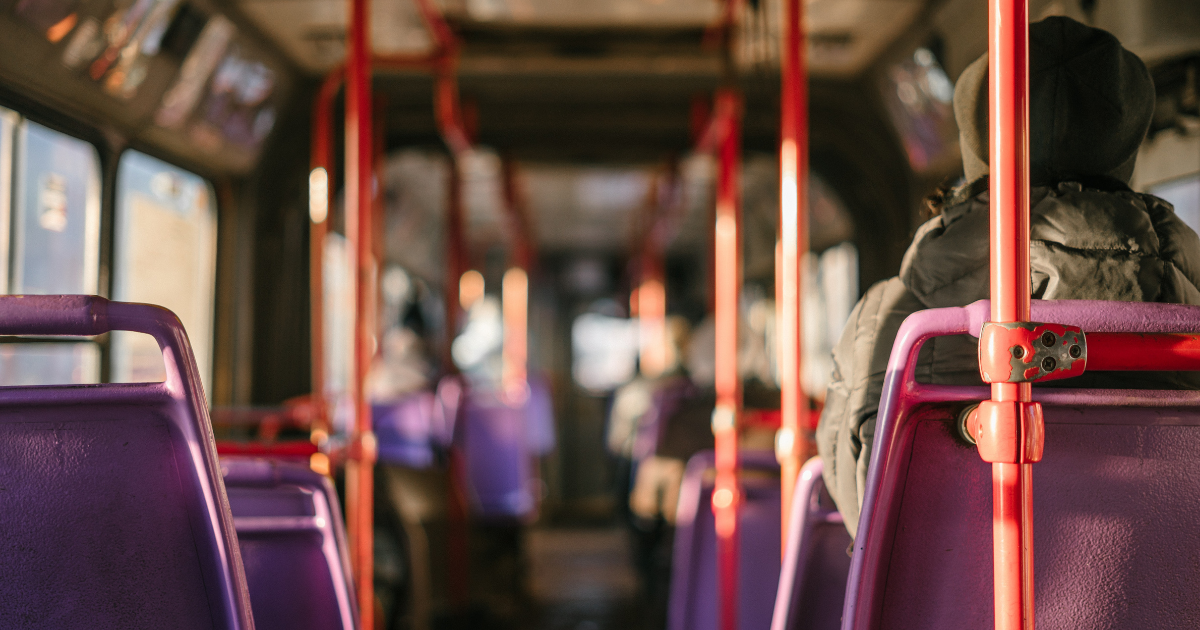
[816,277,923,538]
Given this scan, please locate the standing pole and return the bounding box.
[309,68,342,444]
[711,89,743,630]
[776,0,809,550]
[501,158,533,402]
[636,168,670,380]
[345,0,376,623]
[987,1,1034,629]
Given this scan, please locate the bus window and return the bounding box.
[1150,175,1200,236]
[0,108,13,294]
[11,120,101,295]
[0,343,100,386]
[1,116,101,386]
[111,151,217,396]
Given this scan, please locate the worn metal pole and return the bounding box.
[776,0,809,551]
[988,1,1034,628]
[345,0,376,623]
[712,89,743,630]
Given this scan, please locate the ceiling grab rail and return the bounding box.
[420,0,477,607]
[308,0,468,616]
[776,0,809,554]
[978,2,1036,629]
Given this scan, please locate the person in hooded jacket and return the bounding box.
[817,15,1200,539]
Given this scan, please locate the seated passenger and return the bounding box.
[817,16,1200,538]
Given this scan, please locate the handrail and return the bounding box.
[344,0,376,627]
[776,0,809,554]
[693,88,744,630]
[984,2,1034,629]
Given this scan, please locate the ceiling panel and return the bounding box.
[235,0,927,77]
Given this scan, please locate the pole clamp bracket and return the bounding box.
[979,321,1086,383]
[347,431,379,464]
[965,401,1045,464]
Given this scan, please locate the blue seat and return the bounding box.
[770,457,851,630]
[669,450,782,630]
[0,295,252,628]
[222,457,358,630]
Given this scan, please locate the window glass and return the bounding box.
[324,232,354,433]
[0,343,100,386]
[572,312,640,393]
[883,47,957,172]
[0,108,14,294]
[1150,175,1200,236]
[12,121,101,294]
[112,151,217,396]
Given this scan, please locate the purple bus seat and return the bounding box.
[770,457,851,630]
[525,373,557,456]
[373,391,438,468]
[461,389,536,519]
[633,377,694,462]
[845,299,1200,630]
[669,449,782,630]
[433,373,464,447]
[0,295,253,629]
[222,457,358,630]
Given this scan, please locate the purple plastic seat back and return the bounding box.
[373,391,437,468]
[461,390,535,519]
[632,378,694,462]
[0,295,253,629]
[669,450,782,630]
[525,373,557,456]
[770,457,851,630]
[845,299,1200,630]
[222,457,358,630]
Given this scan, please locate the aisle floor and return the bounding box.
[524,527,652,630]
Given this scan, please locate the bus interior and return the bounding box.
[0,0,1198,629]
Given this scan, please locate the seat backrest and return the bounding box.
[669,450,782,630]
[845,299,1200,630]
[770,457,851,630]
[461,389,536,519]
[524,373,557,456]
[222,457,358,630]
[0,295,252,629]
[632,377,694,461]
[373,391,438,468]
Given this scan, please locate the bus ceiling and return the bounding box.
[0,1,1197,170]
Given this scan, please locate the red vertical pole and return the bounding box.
[501,158,533,401]
[988,1,1034,629]
[776,0,809,550]
[712,89,742,630]
[310,68,342,444]
[345,0,376,624]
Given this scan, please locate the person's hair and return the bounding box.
[922,178,959,218]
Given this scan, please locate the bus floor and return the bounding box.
[394,525,657,630]
[523,526,652,630]
[375,465,663,630]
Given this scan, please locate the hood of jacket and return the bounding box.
[901,183,1200,309]
[954,16,1155,184]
